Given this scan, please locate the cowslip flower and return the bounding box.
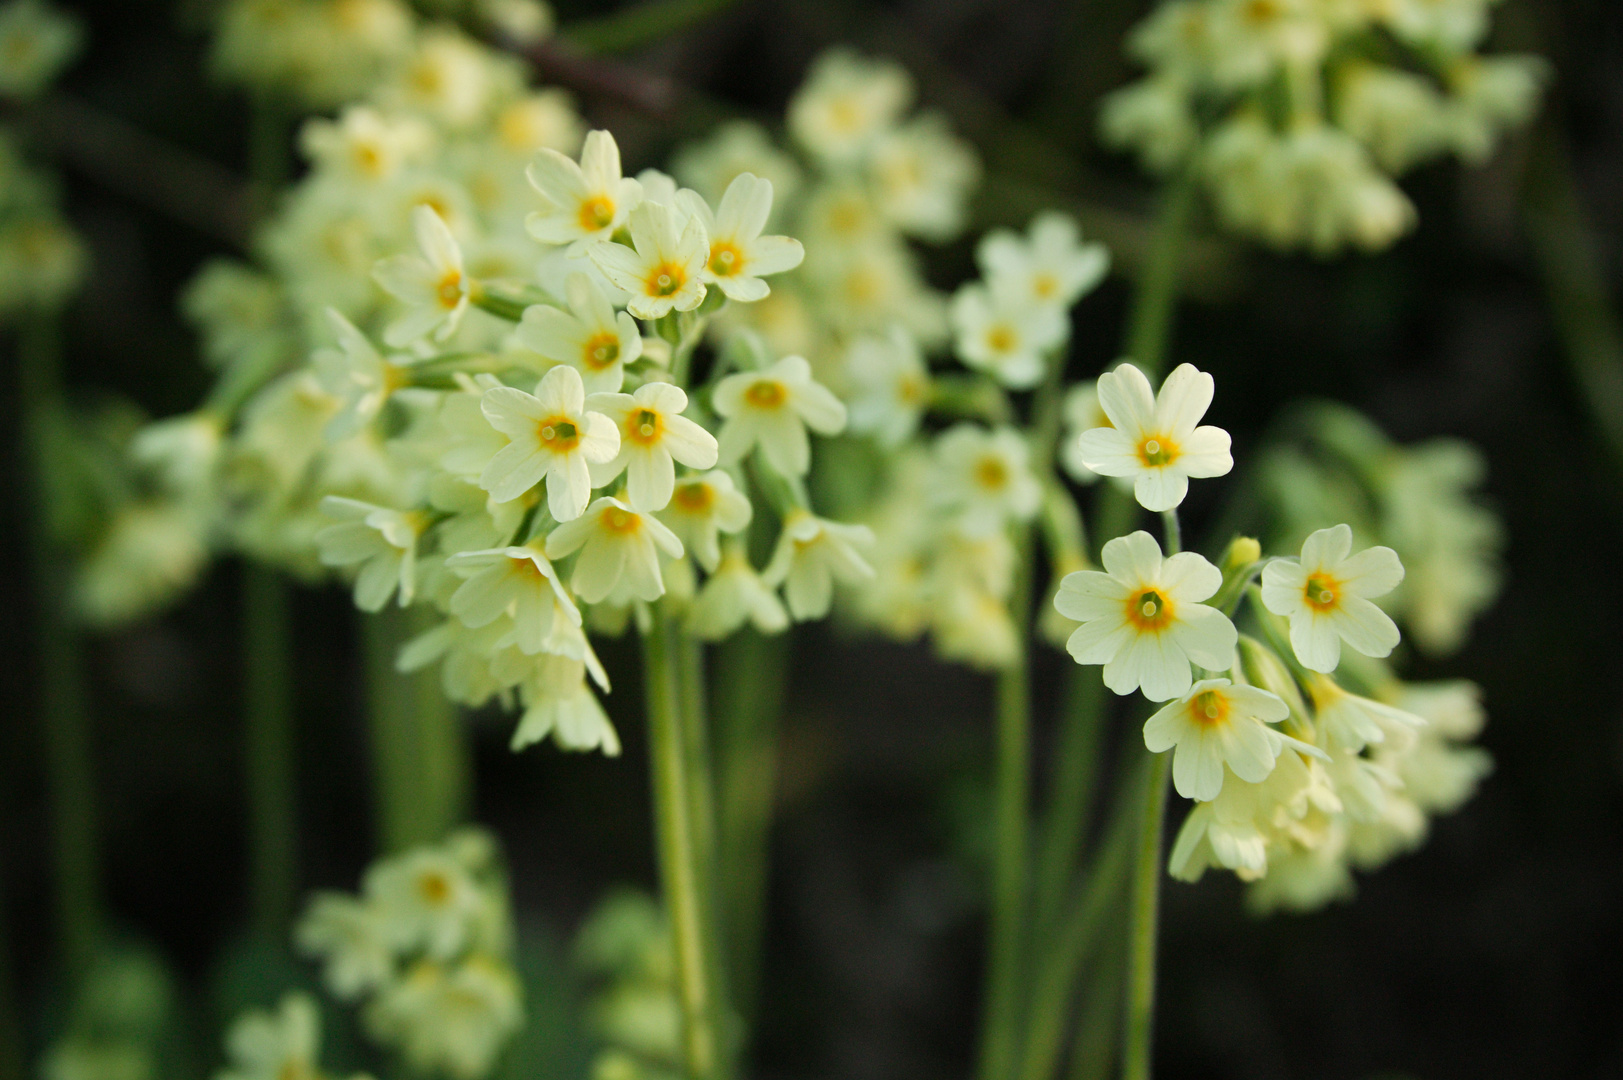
[313,309,410,441]
[544,496,684,604]
[513,271,642,394]
[845,324,930,447]
[585,382,719,512]
[525,129,642,253]
[949,282,1067,389]
[1144,678,1324,801]
[786,48,913,165]
[930,424,1042,538]
[1074,362,1233,511]
[478,365,619,519]
[762,509,875,621]
[1261,524,1404,672]
[445,543,580,656]
[364,848,483,958]
[294,893,393,1001]
[688,544,790,640]
[589,199,709,320]
[657,470,753,572]
[713,355,847,476]
[373,205,473,347]
[679,172,804,301]
[513,656,621,755]
[1052,530,1236,701]
[976,210,1110,311]
[315,497,427,611]
[1308,676,1425,754]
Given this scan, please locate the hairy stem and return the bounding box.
[244,564,297,935]
[644,605,724,1080]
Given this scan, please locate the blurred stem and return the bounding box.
[243,564,297,936]
[361,606,469,853]
[644,605,725,1080]
[247,91,290,224]
[564,0,742,54]
[1120,751,1171,1080]
[1016,758,1139,1080]
[1521,118,1623,473]
[1027,668,1107,966]
[1123,167,1197,377]
[20,313,102,978]
[1066,925,1125,1080]
[713,628,789,1033]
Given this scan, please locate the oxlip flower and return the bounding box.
[315,497,428,611]
[372,204,473,347]
[218,994,321,1080]
[688,543,790,640]
[525,129,642,254]
[588,199,709,320]
[713,355,847,476]
[478,365,619,519]
[657,470,753,572]
[1261,523,1404,672]
[445,543,580,656]
[1073,362,1233,511]
[762,509,875,621]
[930,424,1042,538]
[513,271,642,394]
[976,210,1110,310]
[678,172,805,301]
[585,381,719,512]
[1052,529,1236,701]
[1308,675,1425,754]
[544,496,684,604]
[513,655,621,755]
[1144,678,1324,801]
[949,282,1067,389]
[364,847,483,959]
[313,309,411,441]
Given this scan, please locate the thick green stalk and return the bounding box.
[713,628,789,1031]
[644,606,724,1080]
[20,315,101,977]
[1123,169,1198,376]
[361,606,469,853]
[1120,751,1171,1080]
[244,564,297,934]
[1066,928,1125,1080]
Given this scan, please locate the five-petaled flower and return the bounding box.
[1261,523,1405,673]
[1073,362,1233,512]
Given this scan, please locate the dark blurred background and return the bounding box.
[4,1,1623,1078]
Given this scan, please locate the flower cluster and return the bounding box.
[295,829,522,1079]
[1053,364,1492,909]
[1101,0,1546,253]
[571,891,682,1080]
[215,994,366,1080]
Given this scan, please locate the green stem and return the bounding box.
[1123,168,1197,376]
[643,605,723,1080]
[20,314,101,977]
[247,91,290,224]
[1027,668,1107,968]
[713,628,788,1034]
[1120,751,1171,1080]
[1066,927,1125,1080]
[1016,762,1140,1080]
[563,0,742,54]
[361,606,469,853]
[243,564,297,936]
[1160,510,1181,556]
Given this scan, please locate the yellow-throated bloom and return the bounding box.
[513,271,642,394]
[478,365,619,519]
[1261,523,1404,672]
[679,171,804,302]
[588,199,709,320]
[713,355,847,477]
[584,381,719,512]
[1073,361,1233,511]
[1053,529,1236,701]
[372,204,474,347]
[544,496,684,604]
[1144,677,1323,801]
[525,128,642,254]
[657,470,753,573]
[762,509,875,621]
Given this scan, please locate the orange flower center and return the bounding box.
[1033,272,1059,299]
[418,871,451,905]
[674,481,715,513]
[537,416,580,451]
[1188,690,1231,728]
[1304,572,1340,612]
[708,242,744,277]
[975,455,1008,491]
[602,505,641,534]
[437,270,464,308]
[986,324,1018,353]
[648,261,686,297]
[1125,588,1174,632]
[627,408,664,446]
[1137,434,1179,467]
[578,195,615,231]
[744,380,786,409]
[582,332,620,370]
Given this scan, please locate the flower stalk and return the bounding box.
[243,563,298,935]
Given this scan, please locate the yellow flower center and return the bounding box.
[649,261,686,297]
[436,270,464,309]
[582,332,620,370]
[1304,571,1340,612]
[578,195,615,231]
[1189,690,1231,728]
[829,98,861,132]
[744,380,787,409]
[1033,272,1059,299]
[1137,434,1179,467]
[975,455,1008,491]
[708,242,744,277]
[354,142,384,177]
[538,416,580,451]
[1243,0,1282,24]
[1125,588,1174,632]
[986,324,1018,354]
[603,505,641,533]
[896,372,926,405]
[418,871,451,906]
[674,481,715,513]
[627,408,663,446]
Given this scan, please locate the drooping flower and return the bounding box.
[657,470,753,572]
[845,324,930,447]
[313,308,412,440]
[585,381,719,512]
[1260,523,1404,672]
[1053,529,1236,701]
[373,204,474,347]
[315,497,427,611]
[1144,677,1323,801]
[512,655,620,755]
[525,128,642,253]
[713,355,847,476]
[445,543,580,655]
[477,365,619,519]
[762,509,876,621]
[688,544,790,640]
[295,892,395,1001]
[544,496,684,604]
[679,172,804,302]
[512,271,642,394]
[1308,675,1425,754]
[218,994,322,1080]
[1073,362,1233,511]
[588,199,709,320]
